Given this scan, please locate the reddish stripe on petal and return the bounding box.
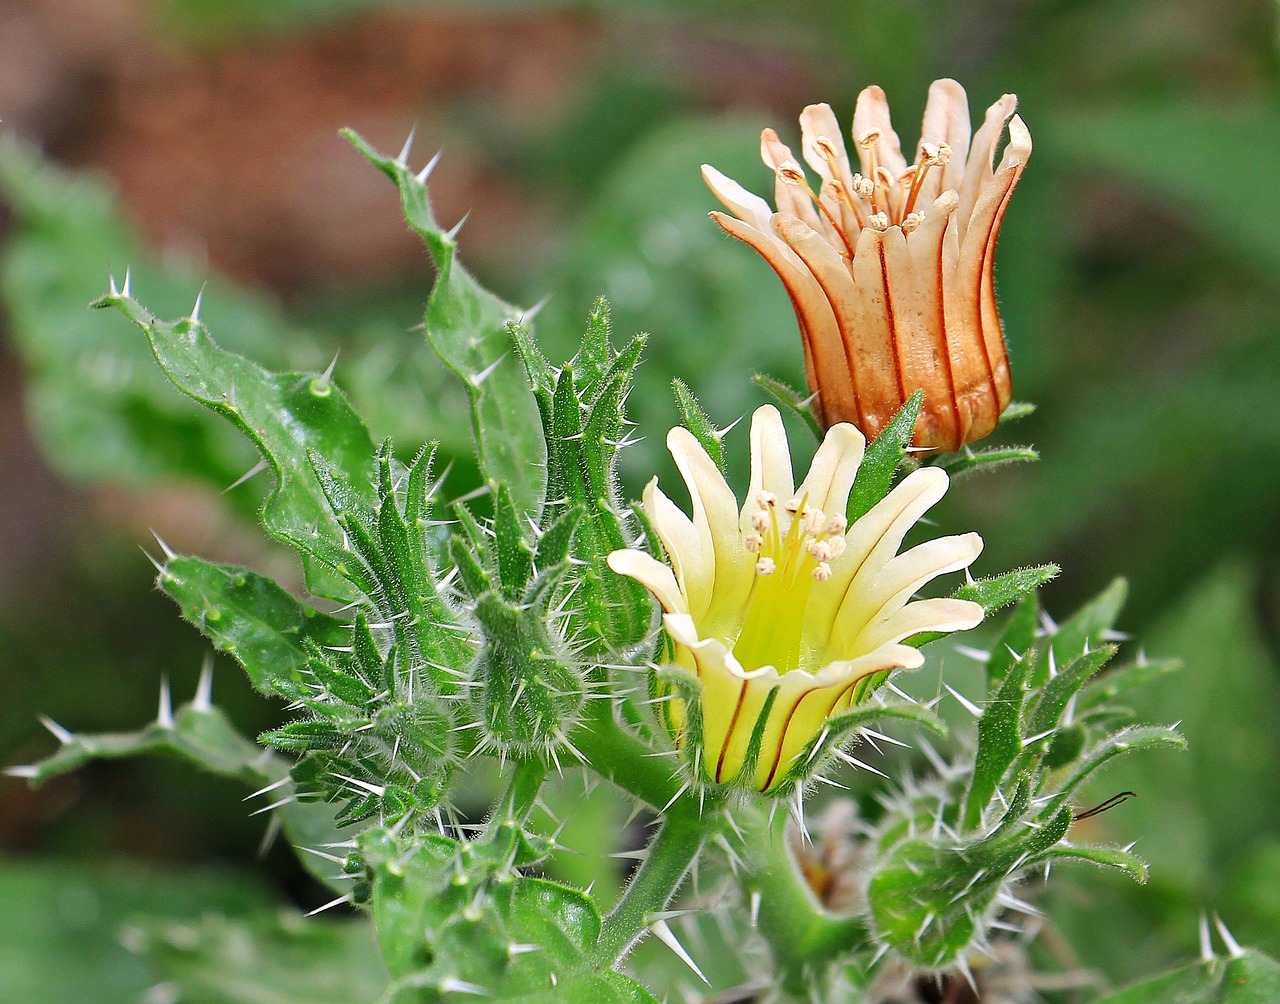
[715,676,750,784]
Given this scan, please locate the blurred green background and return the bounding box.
[1,0,1278,999]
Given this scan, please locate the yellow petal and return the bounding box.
[643,477,712,620]
[794,421,866,517]
[607,549,687,615]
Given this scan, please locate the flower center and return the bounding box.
[732,492,847,674]
[775,135,953,256]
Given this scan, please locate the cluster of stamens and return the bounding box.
[774,132,953,257]
[745,491,847,583]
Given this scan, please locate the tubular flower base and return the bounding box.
[608,406,983,793]
[703,80,1032,453]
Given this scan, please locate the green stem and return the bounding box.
[593,807,706,965]
[572,703,680,810]
[488,756,546,832]
[742,807,869,992]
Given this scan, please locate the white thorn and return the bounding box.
[439,977,487,996]
[749,890,762,928]
[4,765,39,778]
[396,124,417,166]
[121,268,132,298]
[416,149,443,184]
[944,684,983,718]
[223,459,269,494]
[1199,913,1214,962]
[39,716,73,745]
[651,919,708,985]
[156,677,174,728]
[447,211,471,241]
[243,776,291,801]
[861,727,910,749]
[194,654,214,711]
[1213,913,1245,959]
[108,273,119,297]
[305,894,351,917]
[150,531,176,560]
[190,284,205,323]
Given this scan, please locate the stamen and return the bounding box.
[812,562,832,581]
[756,557,776,576]
[868,212,890,232]
[826,514,847,535]
[745,532,763,553]
[902,212,924,234]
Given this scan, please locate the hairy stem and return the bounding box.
[572,703,681,810]
[593,806,706,966]
[743,807,870,992]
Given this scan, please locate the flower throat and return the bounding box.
[732,492,847,674]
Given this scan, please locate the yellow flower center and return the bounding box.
[732,492,847,675]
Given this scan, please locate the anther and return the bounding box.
[757,491,777,509]
[852,175,875,199]
[935,142,953,165]
[803,508,826,534]
[784,497,803,514]
[825,515,847,535]
[868,212,890,231]
[857,129,882,149]
[812,562,833,581]
[902,212,924,234]
[751,512,770,533]
[756,557,777,576]
[813,136,840,160]
[826,536,847,559]
[745,533,763,553]
[776,163,806,186]
[809,540,832,562]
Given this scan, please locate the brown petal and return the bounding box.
[852,85,909,178]
[710,210,839,425]
[702,163,774,232]
[957,92,1017,240]
[760,128,824,235]
[916,78,972,205]
[798,102,854,184]
[771,213,871,435]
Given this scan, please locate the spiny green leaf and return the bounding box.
[672,378,725,474]
[343,129,545,517]
[92,292,377,599]
[158,556,348,697]
[1096,948,1280,1004]
[956,564,1060,616]
[933,444,1038,479]
[846,390,923,523]
[964,652,1032,831]
[751,372,822,441]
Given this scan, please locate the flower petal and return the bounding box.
[760,128,825,235]
[813,466,950,659]
[854,597,984,651]
[916,78,972,205]
[852,85,908,178]
[607,549,687,616]
[709,211,842,427]
[668,426,755,633]
[643,477,711,620]
[702,163,774,232]
[795,421,865,518]
[957,92,1018,238]
[742,405,795,532]
[798,102,855,184]
[839,532,984,645]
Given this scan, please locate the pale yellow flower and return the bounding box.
[703,80,1031,453]
[608,406,983,793]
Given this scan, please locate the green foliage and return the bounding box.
[513,299,653,654]
[845,391,922,524]
[5,671,353,892]
[360,825,657,1003]
[864,581,1185,971]
[345,130,546,518]
[1097,949,1280,1004]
